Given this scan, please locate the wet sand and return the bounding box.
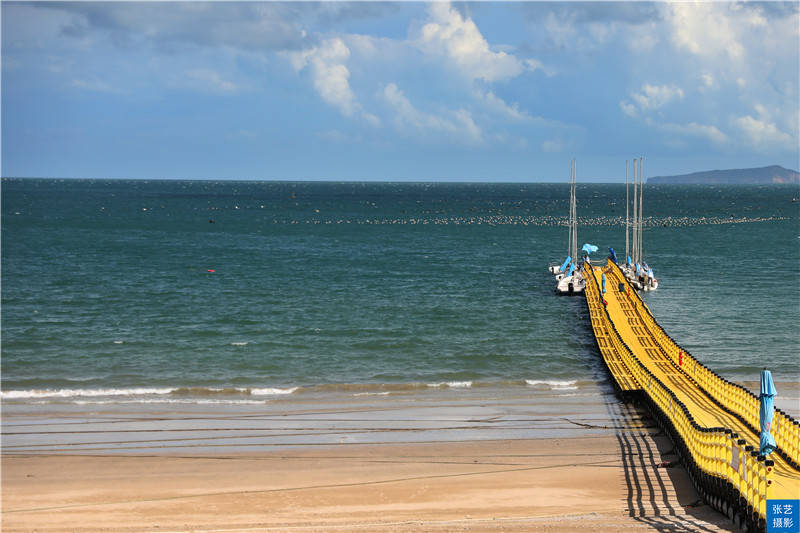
[1,389,736,532]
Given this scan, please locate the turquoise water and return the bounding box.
[2,179,798,405]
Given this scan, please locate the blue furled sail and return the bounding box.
[560,256,572,272]
[581,243,599,254]
[568,262,575,277]
[608,248,618,264]
[759,369,777,456]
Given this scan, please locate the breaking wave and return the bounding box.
[1,379,592,404]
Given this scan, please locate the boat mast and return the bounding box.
[566,160,572,259]
[631,159,639,265]
[639,157,644,265]
[569,158,576,263]
[573,158,578,263]
[625,160,629,263]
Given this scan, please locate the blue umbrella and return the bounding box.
[581,243,599,254]
[759,369,777,456]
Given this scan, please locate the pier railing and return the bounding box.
[607,261,800,471]
[584,265,776,530]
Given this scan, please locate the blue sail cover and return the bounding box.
[759,369,777,456]
[568,262,575,277]
[608,248,618,264]
[560,256,572,273]
[581,243,599,254]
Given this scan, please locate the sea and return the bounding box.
[2,179,799,416]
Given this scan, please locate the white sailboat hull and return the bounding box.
[555,274,585,295]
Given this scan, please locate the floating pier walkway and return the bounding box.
[584,261,800,532]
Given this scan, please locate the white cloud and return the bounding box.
[631,84,684,111]
[415,2,527,83]
[620,83,684,118]
[284,5,548,142]
[524,58,549,75]
[291,38,355,115]
[382,83,481,144]
[667,3,746,62]
[662,3,796,96]
[290,38,379,126]
[658,121,729,146]
[733,115,795,152]
[620,101,637,118]
[480,91,530,122]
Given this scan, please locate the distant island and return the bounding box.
[648,165,799,184]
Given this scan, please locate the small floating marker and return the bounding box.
[209,219,215,224]
[207,269,215,273]
[113,340,124,344]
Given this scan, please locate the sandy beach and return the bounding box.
[2,389,735,532]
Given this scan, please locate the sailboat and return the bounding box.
[555,158,585,295]
[622,158,658,291]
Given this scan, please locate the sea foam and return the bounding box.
[250,387,299,395]
[0,386,299,399]
[525,379,579,390]
[427,381,473,389]
[0,388,174,399]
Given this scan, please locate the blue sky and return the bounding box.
[2,1,798,181]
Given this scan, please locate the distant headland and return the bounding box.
[648,165,799,184]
